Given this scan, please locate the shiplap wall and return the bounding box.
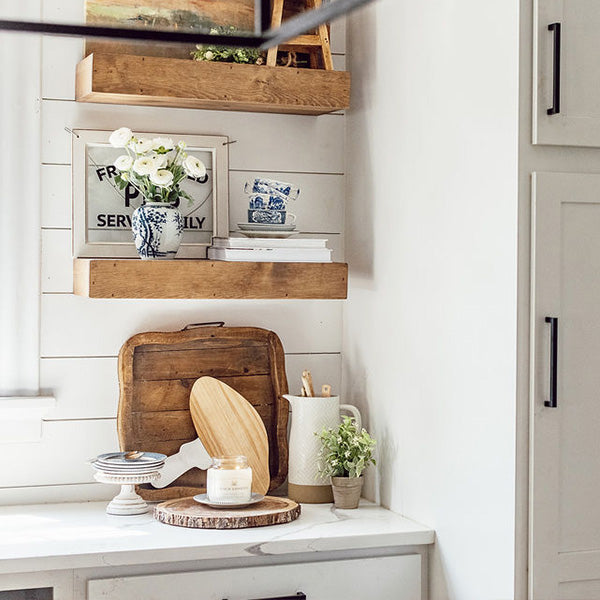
[0,0,347,501]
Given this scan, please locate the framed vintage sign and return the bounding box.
[72,129,229,258]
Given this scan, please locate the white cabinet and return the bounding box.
[87,555,422,600]
[534,0,600,146]
[530,172,600,599]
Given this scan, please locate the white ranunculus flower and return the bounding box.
[133,157,158,176]
[134,137,154,154]
[204,50,215,61]
[183,155,207,179]
[114,155,133,171]
[152,137,174,152]
[109,127,133,148]
[150,169,174,187]
[150,154,168,169]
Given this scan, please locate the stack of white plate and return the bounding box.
[91,452,166,476]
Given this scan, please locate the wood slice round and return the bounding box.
[154,496,301,529]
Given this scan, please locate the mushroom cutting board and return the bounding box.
[190,376,270,495]
[117,324,289,501]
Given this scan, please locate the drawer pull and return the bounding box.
[544,316,559,408]
[224,594,306,600]
[547,22,561,115]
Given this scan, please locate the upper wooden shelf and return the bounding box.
[73,259,348,300]
[75,53,350,115]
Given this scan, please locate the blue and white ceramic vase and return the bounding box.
[131,201,183,260]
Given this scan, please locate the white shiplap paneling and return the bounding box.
[40,294,343,357]
[41,164,71,228]
[0,419,118,488]
[40,353,341,420]
[16,0,347,499]
[42,100,345,173]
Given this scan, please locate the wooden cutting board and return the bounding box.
[154,496,300,529]
[190,377,270,495]
[117,324,289,501]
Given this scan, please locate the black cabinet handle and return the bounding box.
[545,317,559,408]
[547,22,561,115]
[224,595,306,600]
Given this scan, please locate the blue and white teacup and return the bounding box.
[249,193,287,211]
[245,178,300,201]
[248,209,297,225]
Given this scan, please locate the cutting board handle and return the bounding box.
[182,322,225,331]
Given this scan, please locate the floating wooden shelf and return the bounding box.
[73,259,348,299]
[75,53,350,115]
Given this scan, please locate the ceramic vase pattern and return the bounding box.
[131,202,183,260]
[284,395,361,504]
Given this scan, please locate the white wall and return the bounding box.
[344,2,519,599]
[0,0,347,501]
[0,3,41,396]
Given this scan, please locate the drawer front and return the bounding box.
[88,555,421,600]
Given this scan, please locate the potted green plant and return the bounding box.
[317,416,376,509]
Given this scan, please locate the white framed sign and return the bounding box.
[72,129,229,258]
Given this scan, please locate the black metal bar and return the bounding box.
[0,0,377,49]
[547,22,561,115]
[0,19,264,47]
[261,0,373,48]
[544,316,559,408]
[249,595,306,600]
[262,0,273,33]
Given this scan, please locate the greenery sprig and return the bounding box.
[191,26,265,64]
[317,416,377,479]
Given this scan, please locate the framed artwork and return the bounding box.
[72,129,229,258]
[85,0,255,58]
[84,0,309,59]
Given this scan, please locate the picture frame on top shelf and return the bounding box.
[72,129,229,259]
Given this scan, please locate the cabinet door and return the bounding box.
[531,172,600,599]
[87,555,421,600]
[534,0,600,146]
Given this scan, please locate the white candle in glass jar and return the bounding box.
[206,456,253,503]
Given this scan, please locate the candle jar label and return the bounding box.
[206,456,253,503]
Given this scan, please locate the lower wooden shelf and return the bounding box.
[73,259,348,300]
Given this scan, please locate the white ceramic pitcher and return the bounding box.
[284,394,361,504]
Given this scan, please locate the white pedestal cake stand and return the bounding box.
[94,471,161,515]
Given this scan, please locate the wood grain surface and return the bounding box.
[117,326,289,501]
[190,377,270,495]
[154,496,300,529]
[73,259,348,299]
[76,53,350,115]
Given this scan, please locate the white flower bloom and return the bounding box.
[152,137,174,152]
[134,137,154,154]
[150,169,174,187]
[204,50,215,61]
[109,127,133,148]
[150,154,168,169]
[114,155,133,171]
[183,155,207,179]
[133,157,158,176]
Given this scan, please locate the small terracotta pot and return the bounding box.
[331,476,364,509]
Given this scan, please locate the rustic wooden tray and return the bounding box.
[118,324,289,501]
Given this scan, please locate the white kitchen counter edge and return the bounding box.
[0,500,434,574]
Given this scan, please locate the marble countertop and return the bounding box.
[0,500,434,574]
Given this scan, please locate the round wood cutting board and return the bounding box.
[154,496,300,529]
